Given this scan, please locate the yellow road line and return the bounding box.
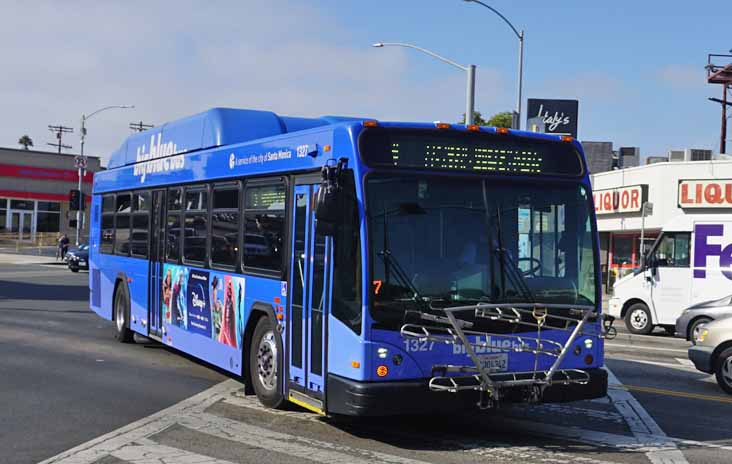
[611,383,732,404]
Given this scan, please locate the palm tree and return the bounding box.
[18,135,33,150]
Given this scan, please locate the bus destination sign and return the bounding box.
[359,128,583,177]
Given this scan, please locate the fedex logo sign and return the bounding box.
[694,224,732,280]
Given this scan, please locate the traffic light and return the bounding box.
[69,189,83,211]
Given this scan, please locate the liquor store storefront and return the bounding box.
[591,159,732,293]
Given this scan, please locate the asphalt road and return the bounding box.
[1,258,731,463]
[0,259,225,464]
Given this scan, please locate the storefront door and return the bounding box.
[9,211,33,241]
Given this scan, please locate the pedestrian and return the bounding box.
[59,233,70,261]
[56,233,64,261]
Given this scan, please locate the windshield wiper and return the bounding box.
[490,199,535,304]
[377,203,425,305]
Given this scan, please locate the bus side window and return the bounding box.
[166,188,182,262]
[114,193,131,256]
[183,187,209,264]
[130,191,150,258]
[101,194,115,254]
[243,182,286,273]
[211,184,240,269]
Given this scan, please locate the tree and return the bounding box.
[486,112,513,128]
[18,135,33,150]
[459,111,513,128]
[459,111,488,126]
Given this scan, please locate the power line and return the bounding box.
[129,121,154,132]
[47,125,73,153]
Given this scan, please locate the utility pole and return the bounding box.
[129,121,154,132]
[47,125,73,153]
[706,53,732,154]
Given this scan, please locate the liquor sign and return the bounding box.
[526,99,579,138]
[678,180,732,208]
[593,185,648,215]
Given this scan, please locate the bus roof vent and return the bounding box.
[107,108,338,169]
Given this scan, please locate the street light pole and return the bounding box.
[372,42,476,125]
[463,0,524,129]
[76,105,134,245]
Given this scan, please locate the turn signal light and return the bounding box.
[496,127,510,135]
[351,361,361,368]
[584,354,594,365]
[376,365,388,377]
[363,120,379,127]
[323,145,331,152]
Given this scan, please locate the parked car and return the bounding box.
[67,244,89,272]
[675,295,732,344]
[688,317,732,394]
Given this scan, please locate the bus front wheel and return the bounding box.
[625,302,653,335]
[249,316,284,409]
[114,283,135,343]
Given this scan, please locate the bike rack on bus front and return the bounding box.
[400,303,613,409]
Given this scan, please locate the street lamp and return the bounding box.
[76,104,134,245]
[463,0,524,130]
[372,42,477,125]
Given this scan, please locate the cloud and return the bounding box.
[658,64,704,90]
[0,1,505,164]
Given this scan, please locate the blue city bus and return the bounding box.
[89,108,610,415]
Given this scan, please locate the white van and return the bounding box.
[609,215,732,334]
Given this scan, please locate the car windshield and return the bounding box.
[366,174,597,325]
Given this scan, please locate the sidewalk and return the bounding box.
[0,251,67,266]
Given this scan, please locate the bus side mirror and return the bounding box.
[314,159,347,236]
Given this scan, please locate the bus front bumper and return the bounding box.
[326,368,608,416]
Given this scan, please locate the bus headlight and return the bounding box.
[377,347,389,359]
[584,338,593,350]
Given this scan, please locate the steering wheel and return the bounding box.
[517,257,542,277]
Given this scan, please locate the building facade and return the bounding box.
[591,159,732,292]
[0,147,102,246]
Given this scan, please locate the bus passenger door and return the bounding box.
[148,190,165,338]
[288,183,332,412]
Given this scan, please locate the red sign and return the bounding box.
[593,185,646,215]
[679,180,732,208]
[0,163,93,183]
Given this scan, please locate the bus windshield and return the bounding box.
[367,174,596,326]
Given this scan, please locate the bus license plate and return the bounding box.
[478,353,508,372]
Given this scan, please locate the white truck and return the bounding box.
[609,215,732,334]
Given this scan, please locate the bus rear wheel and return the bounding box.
[114,284,135,343]
[249,316,284,409]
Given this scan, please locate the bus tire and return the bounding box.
[625,302,653,335]
[249,316,284,409]
[114,283,135,343]
[715,347,732,395]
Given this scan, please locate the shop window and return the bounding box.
[612,236,633,267]
[243,182,285,272]
[652,233,690,268]
[36,212,60,233]
[10,199,33,210]
[37,201,60,212]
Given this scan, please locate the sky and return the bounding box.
[1,0,730,166]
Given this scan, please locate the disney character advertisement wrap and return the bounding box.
[163,264,246,348]
[187,270,212,337]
